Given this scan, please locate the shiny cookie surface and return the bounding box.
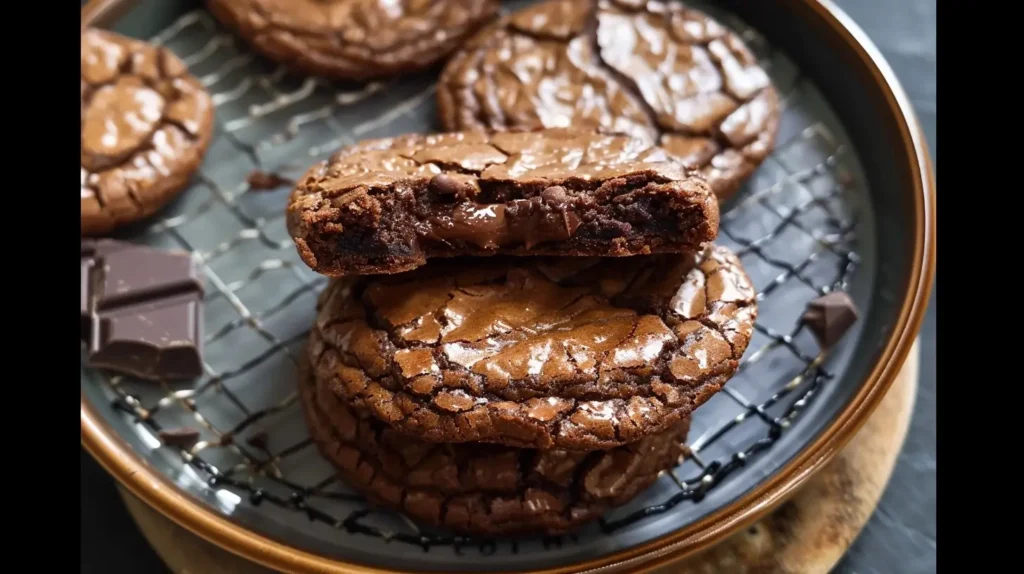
[308,244,756,450]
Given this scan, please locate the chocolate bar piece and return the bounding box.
[81,239,205,380]
[81,240,130,340]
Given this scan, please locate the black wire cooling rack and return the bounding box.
[83,1,866,562]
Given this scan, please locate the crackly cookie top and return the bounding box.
[80,28,214,235]
[302,358,690,535]
[438,0,779,200]
[288,127,704,211]
[309,243,757,450]
[206,0,500,80]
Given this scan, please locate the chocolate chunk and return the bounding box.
[82,240,204,381]
[540,185,569,204]
[801,291,859,350]
[246,170,292,191]
[158,427,201,449]
[287,128,719,276]
[308,244,756,450]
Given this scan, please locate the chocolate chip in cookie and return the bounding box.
[801,290,859,350]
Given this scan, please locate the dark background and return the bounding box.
[79,0,937,572]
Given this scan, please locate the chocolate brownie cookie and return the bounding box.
[308,244,756,450]
[300,356,691,536]
[437,0,779,202]
[205,0,500,81]
[81,29,215,236]
[287,128,719,276]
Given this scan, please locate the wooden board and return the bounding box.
[118,340,919,574]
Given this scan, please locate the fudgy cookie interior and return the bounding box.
[288,129,719,276]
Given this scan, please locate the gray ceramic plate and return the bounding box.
[80,1,935,572]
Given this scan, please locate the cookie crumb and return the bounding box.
[247,170,293,191]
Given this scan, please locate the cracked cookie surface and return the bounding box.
[287,127,719,276]
[206,0,500,81]
[300,355,691,536]
[308,243,756,450]
[81,29,215,236]
[437,0,779,202]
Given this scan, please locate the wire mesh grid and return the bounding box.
[83,1,865,563]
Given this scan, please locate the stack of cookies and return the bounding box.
[287,126,760,536]
[260,0,774,538]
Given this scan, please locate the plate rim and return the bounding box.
[79,0,936,572]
